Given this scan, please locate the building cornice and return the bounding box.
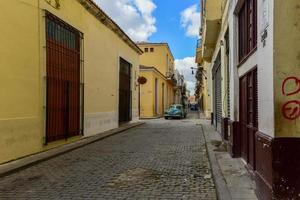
[77,0,143,55]
[136,42,175,60]
[140,65,167,80]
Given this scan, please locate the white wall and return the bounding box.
[228,0,275,137]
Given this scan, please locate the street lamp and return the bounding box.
[191,67,197,75]
[191,67,207,80]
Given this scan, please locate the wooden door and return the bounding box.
[240,75,248,162]
[119,58,132,123]
[239,68,258,169]
[162,83,165,113]
[247,69,258,169]
[46,13,81,143]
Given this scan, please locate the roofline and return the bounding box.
[139,65,167,80]
[136,42,175,60]
[77,0,143,55]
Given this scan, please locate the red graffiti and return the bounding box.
[281,76,300,120]
[282,100,300,120]
[281,76,300,96]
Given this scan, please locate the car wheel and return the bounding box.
[164,117,168,120]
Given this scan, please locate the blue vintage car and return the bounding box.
[164,104,187,119]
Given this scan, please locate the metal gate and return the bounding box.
[239,68,258,169]
[213,53,222,131]
[119,58,132,123]
[46,13,82,143]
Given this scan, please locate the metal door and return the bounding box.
[213,52,222,131]
[119,58,132,123]
[215,67,222,128]
[46,13,82,143]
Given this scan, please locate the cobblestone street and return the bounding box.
[0,112,216,200]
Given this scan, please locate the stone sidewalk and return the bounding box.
[200,119,258,200]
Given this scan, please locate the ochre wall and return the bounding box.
[274,0,300,137]
[138,44,174,77]
[0,0,140,164]
[139,69,174,118]
[140,71,155,118]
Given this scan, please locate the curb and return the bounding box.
[200,123,232,200]
[0,122,145,178]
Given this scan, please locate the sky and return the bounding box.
[94,0,201,93]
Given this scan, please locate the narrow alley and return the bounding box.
[0,112,217,200]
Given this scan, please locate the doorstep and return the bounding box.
[200,119,258,200]
[0,121,145,178]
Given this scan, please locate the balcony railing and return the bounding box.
[196,38,202,48]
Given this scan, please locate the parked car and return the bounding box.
[190,103,198,111]
[164,104,187,119]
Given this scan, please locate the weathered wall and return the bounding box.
[274,0,300,137]
[0,0,140,164]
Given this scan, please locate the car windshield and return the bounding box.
[170,105,182,110]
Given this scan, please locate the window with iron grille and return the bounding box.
[238,0,257,62]
[45,12,84,143]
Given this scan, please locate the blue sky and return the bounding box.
[149,0,200,59]
[95,0,201,92]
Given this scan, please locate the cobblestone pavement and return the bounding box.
[0,111,216,200]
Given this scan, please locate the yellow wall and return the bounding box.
[274,0,300,137]
[140,71,155,117]
[0,0,140,164]
[138,44,174,76]
[138,43,175,118]
[139,69,174,118]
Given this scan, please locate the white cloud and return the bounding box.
[94,0,157,41]
[175,57,197,93]
[180,4,201,38]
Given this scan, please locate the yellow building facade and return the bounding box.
[0,0,142,164]
[137,43,176,118]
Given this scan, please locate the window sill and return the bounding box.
[237,47,257,68]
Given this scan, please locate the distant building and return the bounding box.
[137,43,176,118]
[0,0,142,164]
[174,70,186,105]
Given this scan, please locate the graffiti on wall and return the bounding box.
[281,76,300,120]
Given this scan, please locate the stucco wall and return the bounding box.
[138,44,174,77]
[274,0,300,137]
[228,0,274,137]
[0,0,140,163]
[139,69,174,118]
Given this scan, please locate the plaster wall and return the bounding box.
[0,0,140,163]
[228,0,274,137]
[274,0,300,137]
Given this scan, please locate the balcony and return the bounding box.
[201,0,222,61]
[196,39,203,64]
